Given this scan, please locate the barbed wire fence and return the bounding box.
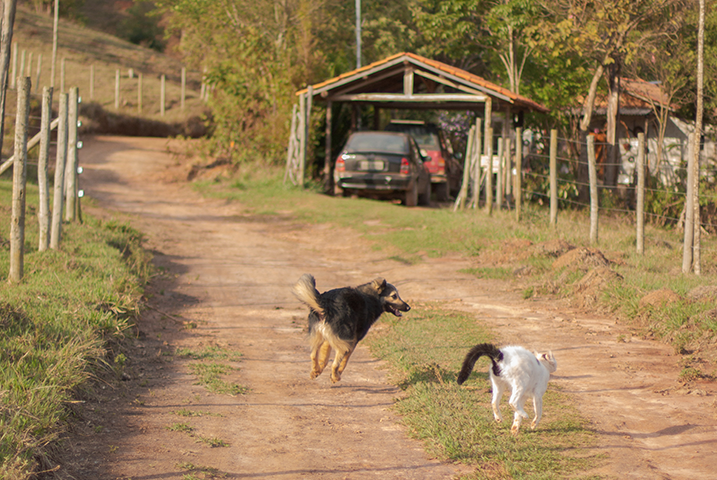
[456,126,714,255]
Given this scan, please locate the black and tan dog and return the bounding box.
[293,274,410,383]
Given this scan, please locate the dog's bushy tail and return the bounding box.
[293,274,324,317]
[457,343,503,385]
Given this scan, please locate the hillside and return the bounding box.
[6,4,207,150]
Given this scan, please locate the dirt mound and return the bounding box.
[552,247,610,270]
[639,289,682,309]
[570,266,623,307]
[687,285,717,303]
[531,238,574,257]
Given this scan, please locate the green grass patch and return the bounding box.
[0,180,150,479]
[187,362,248,396]
[366,305,600,479]
[176,346,242,362]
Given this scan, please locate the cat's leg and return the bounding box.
[491,379,504,423]
[531,395,543,430]
[509,390,530,434]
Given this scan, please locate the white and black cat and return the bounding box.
[457,343,557,434]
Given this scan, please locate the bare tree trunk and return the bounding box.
[605,64,621,187]
[693,0,705,275]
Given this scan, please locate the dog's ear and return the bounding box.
[371,278,387,293]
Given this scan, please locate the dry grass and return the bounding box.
[3,6,207,156]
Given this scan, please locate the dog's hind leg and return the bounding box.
[317,341,332,372]
[309,330,327,379]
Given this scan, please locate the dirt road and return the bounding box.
[61,135,716,479]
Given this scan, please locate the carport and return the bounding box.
[286,52,548,186]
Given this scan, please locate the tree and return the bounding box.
[532,0,688,194]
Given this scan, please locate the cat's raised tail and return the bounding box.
[457,343,504,385]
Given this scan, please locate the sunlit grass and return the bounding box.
[0,180,150,478]
[366,305,601,479]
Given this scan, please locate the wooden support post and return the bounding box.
[324,101,332,188]
[161,74,166,116]
[454,125,475,211]
[470,118,482,209]
[514,128,523,221]
[298,92,306,186]
[485,127,494,215]
[181,67,186,110]
[115,69,120,109]
[549,129,558,227]
[90,64,94,100]
[300,86,313,187]
[636,132,645,255]
[9,76,31,283]
[587,134,599,245]
[38,86,53,252]
[50,93,68,250]
[65,87,79,222]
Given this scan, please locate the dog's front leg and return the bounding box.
[337,344,356,376]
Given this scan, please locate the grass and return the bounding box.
[366,305,600,479]
[193,166,717,359]
[176,345,248,396]
[0,180,150,478]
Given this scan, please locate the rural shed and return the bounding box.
[286,52,549,186]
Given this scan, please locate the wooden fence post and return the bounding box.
[8,76,31,283]
[60,57,65,93]
[587,134,599,245]
[549,129,558,227]
[10,42,17,90]
[50,93,68,250]
[90,64,94,100]
[485,127,494,216]
[636,132,645,255]
[35,53,41,92]
[0,4,18,159]
[138,73,143,113]
[181,66,186,110]
[160,74,166,116]
[38,86,53,252]
[115,69,120,109]
[65,87,79,222]
[515,128,523,221]
[51,0,58,86]
[496,136,504,209]
[504,136,512,201]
